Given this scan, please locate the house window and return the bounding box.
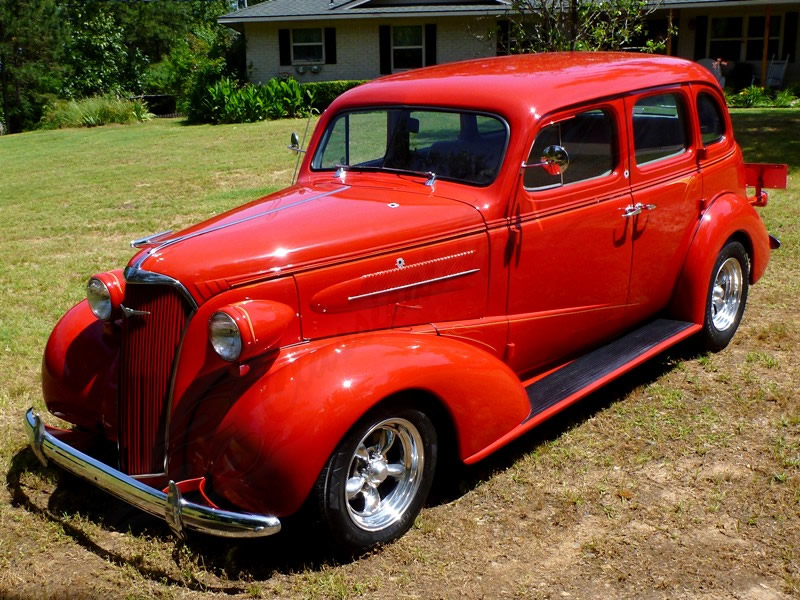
[292,28,324,64]
[392,26,424,70]
[708,16,781,62]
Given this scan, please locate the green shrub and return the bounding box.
[39,96,153,129]
[191,77,316,124]
[301,80,367,112]
[773,89,798,108]
[727,86,772,108]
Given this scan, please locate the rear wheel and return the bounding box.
[314,402,437,554]
[699,240,749,352]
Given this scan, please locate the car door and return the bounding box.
[623,88,703,327]
[505,100,634,378]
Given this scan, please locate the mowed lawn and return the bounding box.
[0,111,798,599]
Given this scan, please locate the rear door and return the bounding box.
[623,88,703,326]
[505,100,633,378]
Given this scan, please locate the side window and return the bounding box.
[697,92,726,146]
[633,93,688,165]
[524,109,616,190]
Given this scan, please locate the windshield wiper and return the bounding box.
[335,164,436,187]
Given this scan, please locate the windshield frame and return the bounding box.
[310,105,511,188]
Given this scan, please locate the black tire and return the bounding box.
[314,401,437,554]
[699,240,749,352]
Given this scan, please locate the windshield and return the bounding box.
[311,108,508,186]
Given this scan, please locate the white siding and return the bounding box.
[244,17,497,84]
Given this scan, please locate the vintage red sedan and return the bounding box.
[25,52,787,552]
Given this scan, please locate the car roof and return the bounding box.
[334,52,720,120]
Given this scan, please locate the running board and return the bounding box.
[524,318,698,422]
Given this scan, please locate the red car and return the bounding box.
[25,52,787,552]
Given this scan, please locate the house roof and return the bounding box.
[219,0,512,24]
[219,0,800,26]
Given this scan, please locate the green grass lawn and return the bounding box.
[0,110,798,598]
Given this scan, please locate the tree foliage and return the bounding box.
[501,0,671,54]
[0,0,241,133]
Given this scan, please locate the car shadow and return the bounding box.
[6,338,698,586]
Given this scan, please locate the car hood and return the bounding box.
[128,180,485,303]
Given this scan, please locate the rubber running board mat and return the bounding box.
[524,319,694,422]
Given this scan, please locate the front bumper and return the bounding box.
[23,409,281,539]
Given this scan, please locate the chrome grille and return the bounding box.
[118,284,191,475]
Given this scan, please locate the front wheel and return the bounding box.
[314,403,437,554]
[699,240,750,352]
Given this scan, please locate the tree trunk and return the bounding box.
[0,52,10,133]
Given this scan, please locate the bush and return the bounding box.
[725,86,798,109]
[301,80,367,112]
[191,77,316,124]
[39,96,152,129]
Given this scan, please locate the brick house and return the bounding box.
[219,0,799,87]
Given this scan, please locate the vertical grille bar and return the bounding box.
[119,285,191,475]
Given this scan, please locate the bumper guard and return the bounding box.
[24,409,281,539]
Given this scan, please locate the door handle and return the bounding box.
[621,203,657,218]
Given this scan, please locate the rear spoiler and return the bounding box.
[745,163,788,207]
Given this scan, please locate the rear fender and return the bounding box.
[669,193,769,324]
[206,331,529,517]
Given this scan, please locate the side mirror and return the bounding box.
[288,131,305,153]
[521,144,569,177]
[540,145,569,176]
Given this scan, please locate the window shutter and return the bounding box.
[784,12,798,62]
[324,27,337,64]
[425,24,437,66]
[497,19,510,56]
[379,25,391,74]
[693,16,708,60]
[279,29,291,66]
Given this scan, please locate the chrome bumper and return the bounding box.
[24,409,281,539]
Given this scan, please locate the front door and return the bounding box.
[506,101,634,378]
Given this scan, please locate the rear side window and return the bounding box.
[633,94,688,165]
[524,109,616,190]
[697,92,726,146]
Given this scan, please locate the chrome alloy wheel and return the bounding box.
[711,257,743,331]
[344,418,424,532]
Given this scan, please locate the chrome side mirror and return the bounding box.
[521,144,569,176]
[540,145,569,175]
[288,131,305,154]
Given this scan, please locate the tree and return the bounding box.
[499,0,671,54]
[0,0,67,132]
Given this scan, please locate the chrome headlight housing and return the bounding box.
[209,312,242,361]
[87,277,113,321]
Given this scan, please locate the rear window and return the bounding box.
[697,92,726,146]
[633,94,688,165]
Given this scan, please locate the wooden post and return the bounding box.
[761,6,771,87]
[666,9,673,55]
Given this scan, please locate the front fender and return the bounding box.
[42,299,119,431]
[669,193,769,325]
[206,331,529,517]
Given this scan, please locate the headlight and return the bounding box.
[209,312,242,361]
[209,301,295,363]
[87,278,113,321]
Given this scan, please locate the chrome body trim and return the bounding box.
[131,230,173,249]
[123,266,199,311]
[24,409,281,539]
[348,268,480,301]
[130,186,349,271]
